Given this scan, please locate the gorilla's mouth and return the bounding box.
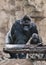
[23,26,29,31]
[33,39,38,44]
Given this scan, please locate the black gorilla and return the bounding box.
[30,33,43,46]
[28,33,43,59]
[11,15,38,44]
[6,15,39,58]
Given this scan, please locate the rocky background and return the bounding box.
[0,0,46,65]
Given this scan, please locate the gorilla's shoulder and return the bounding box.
[30,22,37,28]
[14,20,20,24]
[11,20,21,31]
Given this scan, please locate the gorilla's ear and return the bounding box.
[22,15,31,21]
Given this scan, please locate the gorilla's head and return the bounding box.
[30,33,39,44]
[20,15,31,31]
[30,33,43,46]
[21,15,31,25]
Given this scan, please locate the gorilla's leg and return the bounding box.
[9,53,17,58]
[18,53,26,59]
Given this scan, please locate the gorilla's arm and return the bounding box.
[5,30,13,44]
[30,22,38,35]
[11,20,20,42]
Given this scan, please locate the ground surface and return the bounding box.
[0,59,33,65]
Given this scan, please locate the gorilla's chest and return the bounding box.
[14,23,31,44]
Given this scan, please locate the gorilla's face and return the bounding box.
[31,33,39,44]
[32,38,38,43]
[20,16,31,31]
[23,20,31,31]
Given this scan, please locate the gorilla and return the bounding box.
[11,15,38,44]
[30,33,43,46]
[27,33,43,59]
[5,15,39,58]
